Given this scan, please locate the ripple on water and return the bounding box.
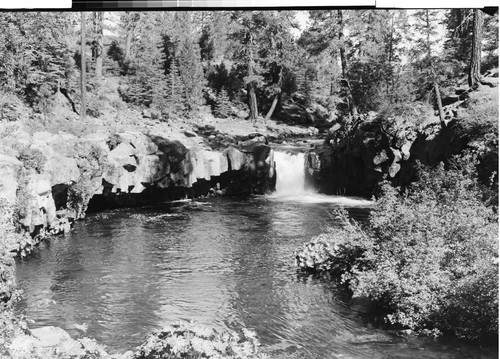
[15,197,497,358]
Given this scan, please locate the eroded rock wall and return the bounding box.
[305,119,472,197]
[0,130,276,243]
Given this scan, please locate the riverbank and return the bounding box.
[1,71,498,358]
[0,89,318,358]
[12,196,499,359]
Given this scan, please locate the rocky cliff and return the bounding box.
[306,81,498,197]
[0,128,276,246]
[305,117,467,197]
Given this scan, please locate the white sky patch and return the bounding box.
[291,11,309,39]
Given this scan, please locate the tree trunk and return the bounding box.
[81,12,86,121]
[123,11,133,62]
[125,29,132,62]
[468,9,483,89]
[265,67,283,121]
[434,82,445,127]
[265,94,279,121]
[387,13,395,103]
[425,10,432,59]
[338,10,358,121]
[94,12,104,81]
[247,31,258,121]
[248,85,258,121]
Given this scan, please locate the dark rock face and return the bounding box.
[88,144,276,211]
[306,121,392,197]
[1,130,276,242]
[88,140,276,210]
[221,145,276,196]
[306,119,472,197]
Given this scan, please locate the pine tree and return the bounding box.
[175,13,206,113]
[261,11,297,120]
[443,9,473,75]
[214,87,231,118]
[298,10,357,119]
[346,10,410,111]
[198,11,232,63]
[164,59,186,115]
[120,13,167,109]
[410,9,446,125]
[229,11,266,121]
[482,11,499,72]
[120,11,141,63]
[0,12,76,112]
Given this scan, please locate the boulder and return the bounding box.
[224,146,248,171]
[44,154,80,186]
[102,142,138,193]
[240,135,268,147]
[0,154,22,204]
[185,149,229,185]
[31,326,75,347]
[389,162,401,178]
[20,174,57,230]
[373,149,390,166]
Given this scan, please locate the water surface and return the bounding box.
[15,197,497,358]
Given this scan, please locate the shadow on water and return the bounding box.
[15,196,498,358]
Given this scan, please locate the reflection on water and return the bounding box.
[15,196,497,358]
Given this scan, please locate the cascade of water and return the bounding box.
[274,151,306,195]
[273,150,374,206]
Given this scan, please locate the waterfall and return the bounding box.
[274,151,306,195]
[272,150,373,206]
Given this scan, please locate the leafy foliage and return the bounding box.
[105,39,125,75]
[0,13,76,111]
[214,88,232,118]
[15,145,47,174]
[119,13,167,109]
[0,10,496,125]
[296,157,498,341]
[162,59,187,117]
[0,200,27,356]
[67,142,107,219]
[174,13,206,113]
[135,321,268,359]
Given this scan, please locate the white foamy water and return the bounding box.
[274,151,307,195]
[272,150,373,207]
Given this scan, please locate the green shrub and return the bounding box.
[0,199,26,356]
[22,112,94,137]
[296,156,499,341]
[10,169,36,253]
[15,145,46,174]
[0,201,17,303]
[214,88,232,119]
[85,92,107,118]
[0,91,31,123]
[135,321,268,359]
[67,142,107,219]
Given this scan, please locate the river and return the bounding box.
[15,152,497,358]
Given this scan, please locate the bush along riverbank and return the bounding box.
[296,153,499,342]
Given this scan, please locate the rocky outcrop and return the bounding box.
[0,154,22,204]
[305,117,473,197]
[0,130,276,241]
